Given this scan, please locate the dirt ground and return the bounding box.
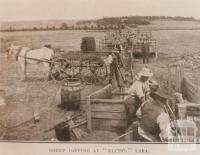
[0,49,169,141]
[0,52,104,140]
[0,29,200,141]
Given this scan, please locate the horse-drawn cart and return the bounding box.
[50,51,109,84]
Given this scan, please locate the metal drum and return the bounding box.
[54,122,70,141]
[61,78,81,110]
[81,37,96,52]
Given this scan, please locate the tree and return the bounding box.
[46,26,49,30]
[51,26,56,30]
[83,25,88,30]
[61,23,68,30]
[33,27,38,31]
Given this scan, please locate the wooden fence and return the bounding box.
[182,76,200,104]
[86,84,127,132]
[168,65,200,104]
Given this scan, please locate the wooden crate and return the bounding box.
[86,84,127,132]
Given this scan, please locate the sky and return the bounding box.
[0,0,200,21]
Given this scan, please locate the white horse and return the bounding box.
[7,44,21,59]
[8,44,55,80]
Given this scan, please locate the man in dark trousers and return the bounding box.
[135,98,172,142]
[114,41,124,67]
[108,51,122,88]
[141,40,150,64]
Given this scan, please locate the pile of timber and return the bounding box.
[45,113,88,141]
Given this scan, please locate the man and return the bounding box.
[105,51,122,88]
[114,40,123,67]
[141,40,150,64]
[135,99,172,142]
[125,67,152,126]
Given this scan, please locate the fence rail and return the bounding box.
[168,65,200,104]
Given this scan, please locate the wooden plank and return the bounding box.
[91,111,126,120]
[92,119,127,131]
[183,83,200,100]
[91,104,125,113]
[112,130,133,141]
[187,116,200,122]
[183,80,199,93]
[183,77,200,94]
[91,99,124,104]
[183,85,199,98]
[185,92,199,104]
[183,87,200,104]
[90,84,112,99]
[86,96,92,132]
[186,111,200,116]
[187,105,200,111]
[70,120,88,129]
[112,92,128,96]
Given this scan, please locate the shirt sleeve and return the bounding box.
[135,83,145,99]
[104,55,113,65]
[128,82,145,99]
[146,80,150,93]
[157,113,172,141]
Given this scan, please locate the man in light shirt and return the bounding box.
[125,67,152,126]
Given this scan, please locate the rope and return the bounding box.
[112,130,134,141]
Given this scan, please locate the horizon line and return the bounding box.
[0,15,198,23]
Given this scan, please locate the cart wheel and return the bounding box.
[64,58,82,78]
[80,56,108,84]
[50,58,70,81]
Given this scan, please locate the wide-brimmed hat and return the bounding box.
[138,68,153,77]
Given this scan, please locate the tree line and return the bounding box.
[1,16,197,32]
[0,23,123,32]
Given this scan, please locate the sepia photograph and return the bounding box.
[0,0,200,154]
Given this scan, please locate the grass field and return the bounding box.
[0,26,200,140]
[153,29,200,57]
[0,30,106,52]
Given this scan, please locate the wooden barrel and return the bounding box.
[54,122,70,141]
[81,37,96,52]
[61,79,81,110]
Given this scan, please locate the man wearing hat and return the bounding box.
[125,67,153,126]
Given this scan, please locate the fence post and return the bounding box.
[180,65,184,93]
[167,65,171,94]
[86,96,92,132]
[175,65,184,93]
[24,51,28,80]
[130,51,134,79]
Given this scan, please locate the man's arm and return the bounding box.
[145,80,151,100]
[134,82,145,102]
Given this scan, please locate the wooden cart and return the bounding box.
[50,51,109,84]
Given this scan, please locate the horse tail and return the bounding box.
[6,48,10,59]
[15,47,23,61]
[16,54,18,61]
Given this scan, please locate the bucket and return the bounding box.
[61,78,81,110]
[54,122,70,141]
[81,37,96,52]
